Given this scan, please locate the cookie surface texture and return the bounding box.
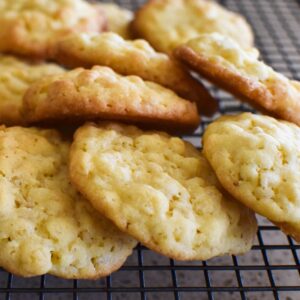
[0,55,64,125]
[0,126,136,278]
[203,113,300,241]
[0,0,105,58]
[132,0,253,53]
[53,32,217,115]
[69,122,257,260]
[94,3,133,39]
[174,33,300,126]
[23,66,200,132]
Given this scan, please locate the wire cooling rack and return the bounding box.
[1,0,300,299]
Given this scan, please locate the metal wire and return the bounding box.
[1,0,300,299]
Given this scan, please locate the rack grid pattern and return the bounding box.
[1,0,300,299]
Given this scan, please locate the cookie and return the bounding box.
[132,0,254,53]
[69,122,257,260]
[93,3,133,39]
[0,126,136,278]
[53,32,217,116]
[23,66,200,132]
[174,33,300,126]
[0,0,106,59]
[203,113,300,241]
[0,55,65,126]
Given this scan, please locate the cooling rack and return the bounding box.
[1,0,300,299]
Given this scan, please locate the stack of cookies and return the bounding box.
[0,0,298,280]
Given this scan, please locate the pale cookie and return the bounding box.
[23,66,200,132]
[203,113,300,242]
[93,3,133,39]
[0,0,106,59]
[0,55,65,126]
[0,126,136,278]
[53,32,217,116]
[69,122,257,260]
[132,0,254,53]
[174,33,300,126]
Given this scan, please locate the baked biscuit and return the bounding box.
[0,0,106,59]
[174,33,300,126]
[23,66,200,132]
[93,3,133,39]
[69,122,257,260]
[132,0,254,53]
[203,113,300,241]
[0,55,65,126]
[53,32,217,115]
[0,126,136,278]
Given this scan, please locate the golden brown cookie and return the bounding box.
[69,122,257,260]
[0,0,106,59]
[203,113,300,242]
[0,126,136,278]
[93,3,133,39]
[174,33,300,126]
[53,32,217,115]
[132,0,254,53]
[0,55,65,126]
[23,66,200,132]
